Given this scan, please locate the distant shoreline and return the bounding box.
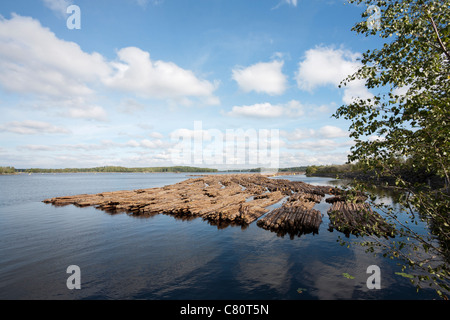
[1,166,308,175]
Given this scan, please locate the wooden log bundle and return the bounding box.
[327,201,393,237]
[257,201,322,239]
[42,174,321,227]
[42,173,392,238]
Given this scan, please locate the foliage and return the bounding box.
[333,0,450,298]
[0,166,16,174]
[342,273,356,279]
[305,163,360,177]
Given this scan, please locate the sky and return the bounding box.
[0,0,384,170]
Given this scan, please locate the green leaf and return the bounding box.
[342,273,355,279]
[395,272,415,279]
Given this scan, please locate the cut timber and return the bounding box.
[257,206,322,239]
[327,201,394,237]
[43,174,328,229]
[43,173,392,237]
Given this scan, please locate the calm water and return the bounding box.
[0,172,439,300]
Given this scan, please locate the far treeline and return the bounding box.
[225,167,307,173]
[0,166,16,174]
[1,166,309,174]
[2,166,218,174]
[305,159,447,190]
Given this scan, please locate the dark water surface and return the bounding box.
[0,173,439,299]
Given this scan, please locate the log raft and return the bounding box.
[326,195,394,237]
[42,174,392,238]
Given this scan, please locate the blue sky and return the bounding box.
[0,0,384,169]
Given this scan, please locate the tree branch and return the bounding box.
[429,16,450,61]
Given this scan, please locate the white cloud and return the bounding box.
[18,145,56,151]
[278,151,350,167]
[273,0,298,9]
[368,135,386,142]
[0,14,110,98]
[295,46,373,103]
[342,78,374,104]
[0,120,71,135]
[392,85,411,97]
[287,139,354,151]
[65,105,108,122]
[296,46,360,91]
[0,14,220,126]
[149,132,164,139]
[133,0,164,7]
[118,98,146,114]
[104,47,219,105]
[281,125,348,141]
[226,100,304,118]
[227,103,284,118]
[42,0,72,17]
[140,139,164,149]
[281,128,316,141]
[232,60,288,95]
[319,125,348,138]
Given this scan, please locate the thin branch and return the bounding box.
[429,16,450,61]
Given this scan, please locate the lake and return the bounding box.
[0,172,439,300]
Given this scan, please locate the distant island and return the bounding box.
[1,166,217,174]
[1,165,308,175]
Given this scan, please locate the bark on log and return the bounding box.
[43,173,392,237]
[327,201,394,237]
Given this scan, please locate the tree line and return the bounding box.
[0,166,16,174]
[6,166,218,174]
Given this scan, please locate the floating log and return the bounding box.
[43,174,329,228]
[257,201,322,239]
[327,201,393,237]
[43,173,392,237]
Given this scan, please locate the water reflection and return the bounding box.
[1,172,440,299]
[237,253,293,296]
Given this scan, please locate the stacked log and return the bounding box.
[257,203,322,239]
[327,201,393,237]
[43,173,392,238]
[43,174,316,227]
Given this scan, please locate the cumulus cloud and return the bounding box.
[104,47,219,105]
[232,60,288,95]
[226,100,304,118]
[42,0,73,17]
[295,46,373,103]
[319,125,349,139]
[0,120,71,135]
[0,14,220,125]
[0,14,110,98]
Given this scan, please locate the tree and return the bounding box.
[0,166,15,174]
[334,0,450,298]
